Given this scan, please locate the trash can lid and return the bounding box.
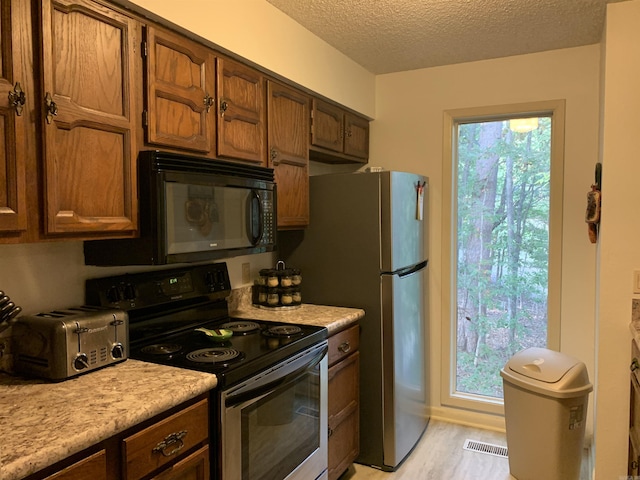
[505,347,582,384]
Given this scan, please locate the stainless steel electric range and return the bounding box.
[85,263,328,480]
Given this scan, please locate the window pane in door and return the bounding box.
[455,116,551,399]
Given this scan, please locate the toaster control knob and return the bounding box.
[111,343,125,359]
[73,353,89,371]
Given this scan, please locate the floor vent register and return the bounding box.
[462,439,509,458]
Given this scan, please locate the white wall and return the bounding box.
[371,45,601,433]
[593,1,640,477]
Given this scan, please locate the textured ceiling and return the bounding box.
[266,0,626,74]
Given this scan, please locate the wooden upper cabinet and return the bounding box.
[39,0,139,235]
[267,81,310,229]
[311,98,369,163]
[0,0,27,234]
[344,112,369,159]
[144,25,215,153]
[216,57,266,165]
[311,99,344,153]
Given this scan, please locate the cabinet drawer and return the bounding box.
[122,399,209,480]
[328,325,359,367]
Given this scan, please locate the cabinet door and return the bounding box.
[216,57,265,164]
[267,81,309,229]
[144,26,215,153]
[40,0,139,235]
[44,450,107,480]
[328,351,359,480]
[0,0,27,233]
[151,445,209,480]
[311,98,343,153]
[343,112,369,159]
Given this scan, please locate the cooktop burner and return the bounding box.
[263,325,303,338]
[221,320,260,335]
[186,347,244,365]
[141,344,182,355]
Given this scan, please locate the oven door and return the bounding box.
[220,341,328,480]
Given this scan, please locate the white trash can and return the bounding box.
[500,347,592,480]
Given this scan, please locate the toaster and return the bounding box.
[12,305,128,381]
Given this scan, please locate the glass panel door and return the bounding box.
[454,116,552,399]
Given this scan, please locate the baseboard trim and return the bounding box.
[428,405,507,432]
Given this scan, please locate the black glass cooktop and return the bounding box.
[129,317,327,388]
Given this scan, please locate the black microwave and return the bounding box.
[84,151,277,265]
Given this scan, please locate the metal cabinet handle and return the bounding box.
[220,99,228,117]
[152,430,187,457]
[204,94,215,113]
[8,82,26,116]
[338,341,351,354]
[270,148,280,165]
[632,459,639,471]
[328,427,333,438]
[44,92,58,124]
[631,358,639,372]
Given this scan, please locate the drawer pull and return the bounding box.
[632,358,640,372]
[338,341,351,354]
[152,430,187,457]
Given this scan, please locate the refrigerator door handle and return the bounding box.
[386,259,428,278]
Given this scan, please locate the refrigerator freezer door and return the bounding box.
[381,172,427,272]
[381,262,428,468]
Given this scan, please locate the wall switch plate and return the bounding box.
[634,271,640,294]
[242,263,251,284]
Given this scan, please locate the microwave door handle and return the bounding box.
[248,190,263,245]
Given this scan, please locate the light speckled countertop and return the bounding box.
[0,294,363,480]
[0,360,218,480]
[227,286,364,335]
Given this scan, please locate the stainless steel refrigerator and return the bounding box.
[279,170,429,471]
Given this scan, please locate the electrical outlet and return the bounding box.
[242,263,251,284]
[633,271,640,294]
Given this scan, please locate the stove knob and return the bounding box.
[123,284,136,301]
[73,353,89,371]
[106,285,120,303]
[111,342,125,359]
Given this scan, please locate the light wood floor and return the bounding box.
[339,419,591,480]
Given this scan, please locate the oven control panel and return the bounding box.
[85,263,231,310]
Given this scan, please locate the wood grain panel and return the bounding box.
[0,0,27,233]
[40,0,139,235]
[145,25,215,152]
[216,57,265,164]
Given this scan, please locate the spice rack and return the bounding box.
[253,261,302,309]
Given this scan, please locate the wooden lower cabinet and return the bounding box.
[327,325,360,480]
[151,445,209,480]
[27,395,210,480]
[43,450,107,480]
[630,340,640,475]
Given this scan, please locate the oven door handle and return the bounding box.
[225,344,327,408]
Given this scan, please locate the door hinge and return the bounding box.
[141,41,147,59]
[142,110,148,127]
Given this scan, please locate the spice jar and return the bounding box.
[291,268,302,286]
[266,288,280,306]
[280,288,294,306]
[260,268,279,288]
[279,270,293,287]
[291,288,302,305]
